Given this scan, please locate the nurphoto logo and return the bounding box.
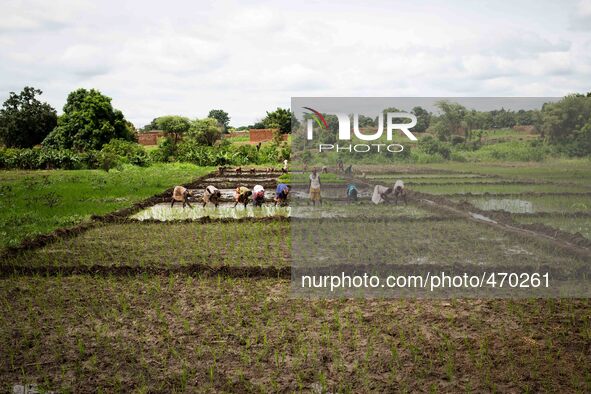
[303,107,418,153]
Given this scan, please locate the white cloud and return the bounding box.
[0,0,589,127]
[0,0,91,32]
[570,0,591,30]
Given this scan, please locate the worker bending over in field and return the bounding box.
[202,185,222,208]
[309,168,322,206]
[252,184,266,207]
[171,186,193,208]
[394,180,407,205]
[274,183,290,206]
[371,184,392,204]
[346,183,359,202]
[234,186,252,208]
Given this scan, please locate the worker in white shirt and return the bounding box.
[309,168,322,206]
[371,184,392,204]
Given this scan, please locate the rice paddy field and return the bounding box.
[1,159,591,392]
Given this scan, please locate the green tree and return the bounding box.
[433,101,467,141]
[155,115,192,144]
[44,88,134,151]
[141,118,160,131]
[0,86,57,148]
[187,118,222,146]
[515,109,538,125]
[539,94,591,156]
[410,106,431,133]
[491,108,516,128]
[263,108,292,133]
[207,109,230,133]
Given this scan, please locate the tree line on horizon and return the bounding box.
[0,87,293,170]
[0,86,590,158]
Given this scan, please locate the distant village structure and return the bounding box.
[249,129,288,144]
[136,130,166,145]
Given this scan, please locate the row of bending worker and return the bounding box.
[345,181,406,204]
[233,184,291,208]
[170,184,291,209]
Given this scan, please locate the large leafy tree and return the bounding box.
[44,88,134,151]
[410,106,431,133]
[432,101,467,141]
[207,109,230,133]
[0,86,58,148]
[263,108,292,134]
[155,115,192,144]
[539,94,591,156]
[187,118,222,146]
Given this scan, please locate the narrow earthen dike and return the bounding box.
[0,264,291,279]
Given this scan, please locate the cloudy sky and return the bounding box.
[1,0,590,127]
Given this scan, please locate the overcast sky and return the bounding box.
[1,0,590,127]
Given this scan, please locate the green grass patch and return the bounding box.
[0,164,213,248]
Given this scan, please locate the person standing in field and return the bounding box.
[233,186,252,208]
[393,179,407,205]
[282,159,289,174]
[371,184,392,204]
[309,168,322,206]
[252,184,266,207]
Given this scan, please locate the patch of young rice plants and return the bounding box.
[514,215,591,240]
[418,159,591,187]
[455,195,591,214]
[411,183,591,195]
[290,202,439,219]
[365,174,493,181]
[291,218,586,270]
[3,221,290,269]
[132,203,290,221]
[0,276,589,393]
[290,215,591,297]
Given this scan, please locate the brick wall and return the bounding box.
[249,129,288,144]
[137,131,166,145]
